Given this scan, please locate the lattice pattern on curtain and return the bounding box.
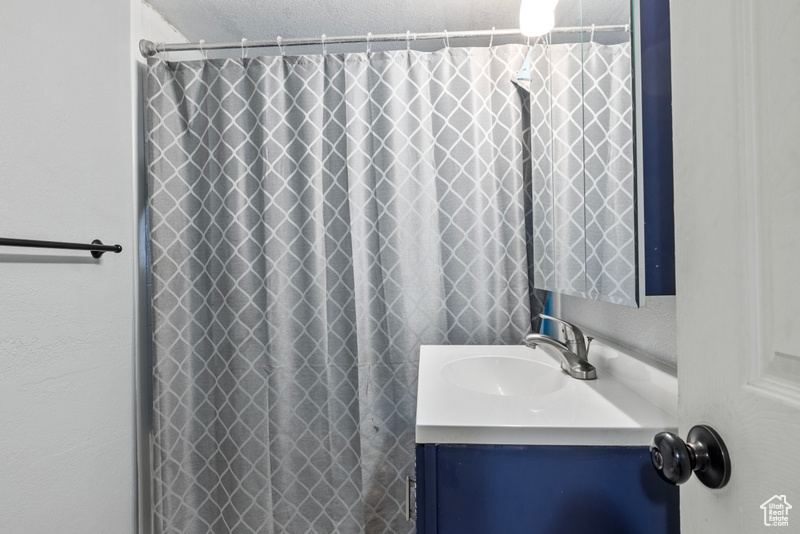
[145,44,544,534]
[528,42,637,306]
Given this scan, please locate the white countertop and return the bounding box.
[415,341,677,446]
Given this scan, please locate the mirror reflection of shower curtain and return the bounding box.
[144,44,544,534]
[528,42,637,306]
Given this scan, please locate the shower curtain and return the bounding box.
[145,44,544,534]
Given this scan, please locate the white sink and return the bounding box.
[416,341,677,446]
[441,355,568,397]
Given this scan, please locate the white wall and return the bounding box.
[0,0,136,532]
[0,1,184,532]
[559,295,677,367]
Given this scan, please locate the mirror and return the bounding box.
[520,0,641,307]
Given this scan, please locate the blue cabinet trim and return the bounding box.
[416,444,439,534]
[641,0,676,295]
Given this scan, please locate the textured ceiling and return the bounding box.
[148,0,517,43]
[145,0,628,52]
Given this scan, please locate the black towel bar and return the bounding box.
[0,237,122,258]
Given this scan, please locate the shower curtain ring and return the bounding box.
[321,34,327,55]
[489,26,495,47]
[199,39,207,60]
[443,29,449,48]
[406,30,411,52]
[590,24,596,43]
[241,38,248,60]
[277,36,285,57]
[366,32,372,55]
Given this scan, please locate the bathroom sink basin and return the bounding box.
[441,355,568,397]
[416,343,678,446]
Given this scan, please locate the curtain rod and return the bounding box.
[0,237,122,258]
[139,25,630,58]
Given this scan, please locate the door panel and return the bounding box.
[671,0,800,531]
[745,1,800,403]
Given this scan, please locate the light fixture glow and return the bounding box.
[519,0,559,37]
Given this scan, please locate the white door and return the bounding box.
[671,0,800,531]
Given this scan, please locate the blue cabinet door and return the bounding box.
[416,444,679,534]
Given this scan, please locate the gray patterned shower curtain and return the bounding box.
[145,44,543,534]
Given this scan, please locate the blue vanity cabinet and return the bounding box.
[415,444,679,534]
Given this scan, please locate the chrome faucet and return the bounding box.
[524,314,596,380]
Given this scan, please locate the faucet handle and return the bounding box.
[539,314,586,344]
